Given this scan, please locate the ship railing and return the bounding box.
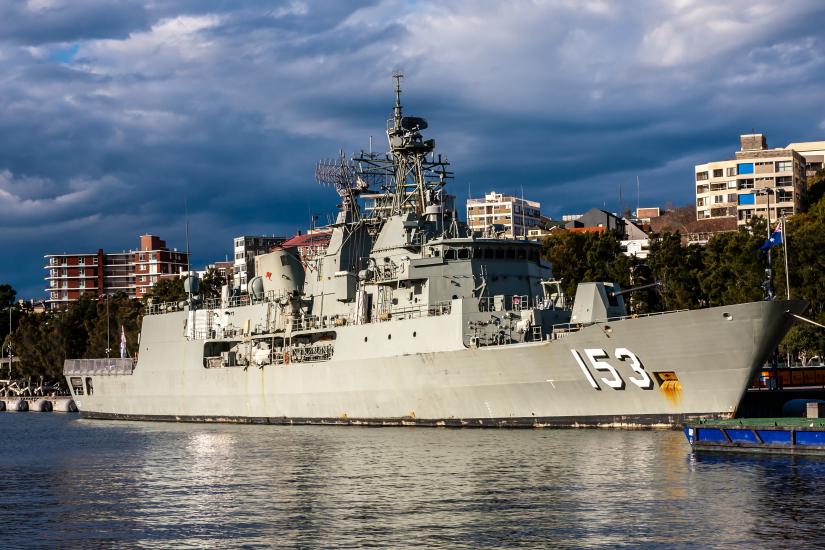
[290,314,354,332]
[144,301,184,315]
[63,358,136,376]
[549,309,690,339]
[377,300,452,322]
[478,295,530,313]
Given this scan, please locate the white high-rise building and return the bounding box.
[466,191,541,239]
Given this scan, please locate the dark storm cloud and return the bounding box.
[0,1,153,44]
[2,0,825,298]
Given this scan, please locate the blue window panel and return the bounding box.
[727,429,759,444]
[795,431,825,446]
[697,428,727,442]
[757,430,792,446]
[738,193,755,205]
[737,163,754,174]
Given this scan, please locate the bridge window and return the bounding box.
[473,248,483,259]
[457,248,470,260]
[516,248,526,260]
[444,249,457,260]
[85,377,94,395]
[484,248,494,259]
[506,249,516,260]
[495,249,505,260]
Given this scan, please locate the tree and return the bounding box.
[200,267,227,300]
[698,220,765,307]
[541,230,632,302]
[0,284,15,309]
[1,284,20,350]
[646,232,705,310]
[148,277,186,304]
[85,293,143,358]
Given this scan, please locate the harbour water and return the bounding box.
[1,415,824,547]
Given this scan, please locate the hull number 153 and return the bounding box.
[571,348,653,391]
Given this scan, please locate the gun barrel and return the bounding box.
[610,282,661,297]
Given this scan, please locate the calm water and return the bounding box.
[1,415,824,548]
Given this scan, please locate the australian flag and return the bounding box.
[759,221,783,251]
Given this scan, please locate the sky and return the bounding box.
[1,0,825,299]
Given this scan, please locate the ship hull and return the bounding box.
[68,299,805,429]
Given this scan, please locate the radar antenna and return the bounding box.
[315,150,370,221]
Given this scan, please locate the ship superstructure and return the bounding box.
[64,76,806,427]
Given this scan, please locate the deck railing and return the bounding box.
[63,358,136,375]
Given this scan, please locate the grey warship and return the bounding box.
[64,76,806,428]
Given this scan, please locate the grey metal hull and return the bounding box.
[69,299,803,428]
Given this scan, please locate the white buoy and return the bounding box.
[53,398,78,413]
[5,399,28,412]
[30,399,53,412]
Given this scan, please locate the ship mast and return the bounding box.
[343,73,453,219]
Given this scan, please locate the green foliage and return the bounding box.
[200,267,227,300]
[540,230,630,299]
[6,294,144,384]
[807,168,825,207]
[780,315,825,365]
[699,223,765,307]
[84,293,143,359]
[0,284,16,309]
[149,277,186,304]
[646,232,705,310]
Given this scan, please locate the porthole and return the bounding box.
[364,337,368,342]
[413,331,417,337]
[388,334,392,340]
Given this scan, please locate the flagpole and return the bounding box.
[783,217,790,300]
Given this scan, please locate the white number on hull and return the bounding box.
[570,349,600,390]
[572,348,652,390]
[615,347,654,389]
[584,348,625,389]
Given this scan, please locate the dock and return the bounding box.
[684,417,825,455]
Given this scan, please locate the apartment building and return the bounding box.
[44,234,188,308]
[233,235,287,290]
[786,141,825,177]
[466,191,542,239]
[695,134,807,226]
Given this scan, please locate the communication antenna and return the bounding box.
[636,175,640,216]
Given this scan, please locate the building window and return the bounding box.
[738,179,754,189]
[696,184,709,194]
[737,163,754,175]
[714,195,724,204]
[727,181,737,189]
[726,167,736,177]
[738,193,755,205]
[727,194,737,203]
[776,176,792,186]
[775,161,792,173]
[93,257,98,264]
[78,258,85,265]
[738,209,753,222]
[776,189,793,202]
[713,169,723,178]
[696,171,709,181]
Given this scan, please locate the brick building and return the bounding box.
[44,234,189,308]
